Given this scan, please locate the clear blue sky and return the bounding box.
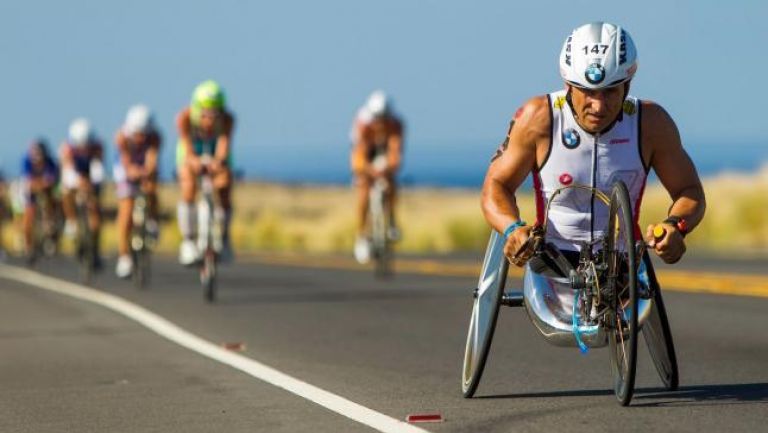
[2,0,766,185]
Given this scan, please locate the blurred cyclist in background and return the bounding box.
[21,138,60,258]
[176,80,235,266]
[349,90,404,264]
[60,118,105,268]
[113,105,161,278]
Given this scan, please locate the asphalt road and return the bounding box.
[1,253,766,432]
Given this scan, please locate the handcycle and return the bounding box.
[461,180,678,406]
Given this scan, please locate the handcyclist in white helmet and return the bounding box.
[113,104,162,278]
[482,22,705,267]
[350,90,404,264]
[60,117,106,268]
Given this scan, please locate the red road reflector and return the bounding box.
[406,413,443,423]
[221,342,246,352]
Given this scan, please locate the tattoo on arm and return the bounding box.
[490,119,515,162]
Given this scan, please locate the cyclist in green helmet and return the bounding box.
[176,80,236,265]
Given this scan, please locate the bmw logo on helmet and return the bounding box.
[562,128,581,149]
[585,63,605,85]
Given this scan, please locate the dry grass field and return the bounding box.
[3,166,768,258]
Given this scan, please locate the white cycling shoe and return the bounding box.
[179,239,199,266]
[354,236,371,264]
[115,255,133,279]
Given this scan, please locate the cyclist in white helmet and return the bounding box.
[350,90,404,264]
[482,22,705,266]
[59,117,105,268]
[113,104,162,278]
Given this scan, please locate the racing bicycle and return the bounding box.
[74,189,98,283]
[369,176,393,278]
[27,190,60,265]
[130,190,154,289]
[197,156,223,302]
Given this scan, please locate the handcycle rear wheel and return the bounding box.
[461,230,508,398]
[605,181,639,406]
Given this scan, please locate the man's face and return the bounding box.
[568,83,625,133]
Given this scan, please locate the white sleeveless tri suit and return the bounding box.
[533,90,648,252]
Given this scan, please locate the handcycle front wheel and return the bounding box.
[461,230,508,398]
[605,180,639,406]
[641,252,679,390]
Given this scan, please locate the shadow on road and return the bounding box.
[477,388,614,399]
[477,383,768,407]
[633,383,768,407]
[212,288,442,305]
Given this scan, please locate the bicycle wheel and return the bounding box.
[461,230,508,398]
[28,207,43,266]
[77,207,94,284]
[605,180,639,406]
[133,247,151,289]
[640,253,679,390]
[371,190,392,278]
[201,248,217,302]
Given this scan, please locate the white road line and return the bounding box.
[0,264,431,433]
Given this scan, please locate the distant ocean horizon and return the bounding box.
[234,139,768,189]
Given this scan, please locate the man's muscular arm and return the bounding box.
[481,96,550,263]
[642,101,706,263]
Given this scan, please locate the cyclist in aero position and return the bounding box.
[176,80,235,266]
[482,22,705,268]
[350,90,404,264]
[113,105,161,278]
[60,118,105,268]
[21,138,60,259]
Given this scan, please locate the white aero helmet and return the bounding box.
[124,104,154,135]
[559,22,638,89]
[68,118,93,146]
[366,90,390,118]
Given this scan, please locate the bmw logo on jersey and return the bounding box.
[562,128,581,149]
[585,63,605,85]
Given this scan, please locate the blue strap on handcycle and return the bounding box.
[573,291,590,355]
[503,220,527,240]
